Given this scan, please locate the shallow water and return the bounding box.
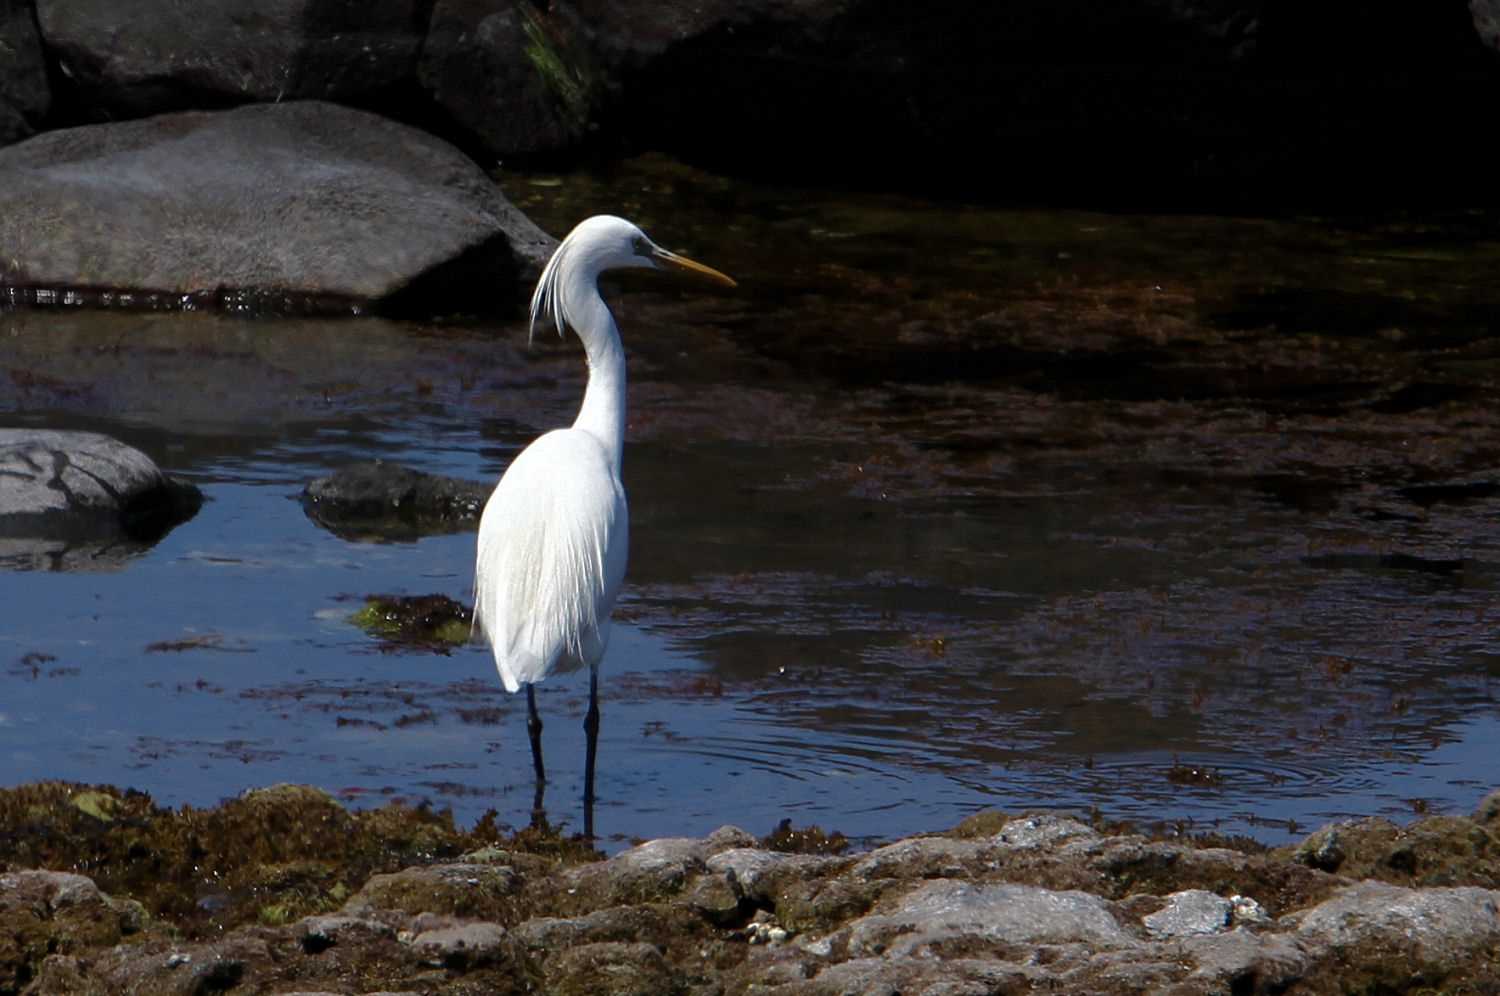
[3,160,1500,849]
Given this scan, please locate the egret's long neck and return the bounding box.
[568,290,626,474]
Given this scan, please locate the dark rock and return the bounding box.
[553,0,1497,205]
[783,956,1035,995]
[34,0,422,116]
[419,0,585,159]
[0,101,554,312]
[0,429,200,569]
[0,0,49,145]
[302,461,490,541]
[1479,0,1500,52]
[543,941,680,996]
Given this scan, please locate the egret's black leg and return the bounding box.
[583,664,600,840]
[527,685,546,822]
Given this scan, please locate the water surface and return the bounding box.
[3,161,1499,848]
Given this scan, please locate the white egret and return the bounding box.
[473,214,735,834]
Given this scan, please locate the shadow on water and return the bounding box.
[2,157,1500,847]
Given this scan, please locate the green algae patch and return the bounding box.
[68,789,119,823]
[0,782,595,940]
[350,593,472,649]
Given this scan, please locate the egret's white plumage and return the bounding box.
[474,427,626,692]
[471,215,734,825]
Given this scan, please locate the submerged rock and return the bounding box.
[0,101,554,312]
[303,461,490,541]
[0,428,200,570]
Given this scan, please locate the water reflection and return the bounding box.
[1,162,1498,847]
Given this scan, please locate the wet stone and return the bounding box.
[302,461,489,541]
[0,429,200,568]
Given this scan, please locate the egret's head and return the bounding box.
[529,214,736,341]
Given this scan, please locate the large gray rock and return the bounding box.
[0,429,200,569]
[840,880,1138,959]
[0,101,554,310]
[419,0,582,159]
[34,0,421,115]
[1293,881,1500,960]
[0,0,50,145]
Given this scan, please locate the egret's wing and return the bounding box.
[473,429,628,692]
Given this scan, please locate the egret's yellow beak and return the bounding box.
[651,246,737,288]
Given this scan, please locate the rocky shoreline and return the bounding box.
[2,782,1497,994]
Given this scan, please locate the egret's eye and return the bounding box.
[633,237,650,256]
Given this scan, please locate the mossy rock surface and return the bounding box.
[5,782,1500,995]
